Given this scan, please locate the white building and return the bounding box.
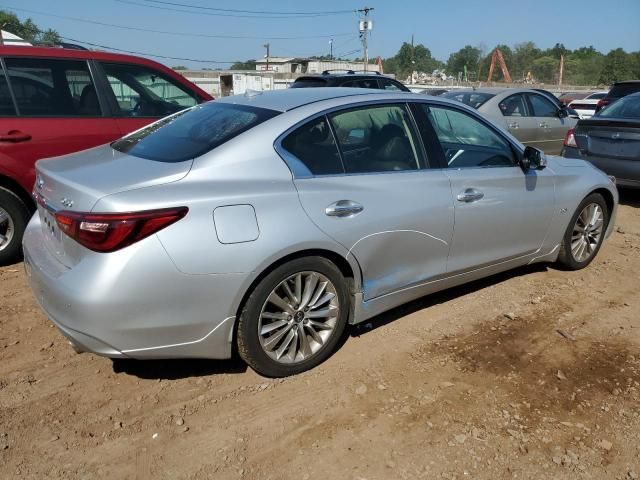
[255,58,381,74]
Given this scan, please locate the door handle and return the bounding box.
[539,122,549,128]
[0,130,32,143]
[508,122,519,129]
[457,188,484,203]
[325,200,364,217]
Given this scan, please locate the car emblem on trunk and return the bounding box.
[60,197,74,208]
[611,133,621,140]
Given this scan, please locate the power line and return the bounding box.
[134,0,355,16]
[0,5,354,40]
[60,36,237,64]
[114,0,355,19]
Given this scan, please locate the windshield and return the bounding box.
[112,102,280,162]
[596,95,640,119]
[441,91,495,109]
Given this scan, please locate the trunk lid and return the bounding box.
[34,144,193,267]
[574,119,640,161]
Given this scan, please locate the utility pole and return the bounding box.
[357,6,374,71]
[410,33,415,84]
[263,43,270,71]
[329,38,333,61]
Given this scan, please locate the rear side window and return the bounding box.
[112,102,279,162]
[342,78,379,89]
[291,78,328,88]
[329,104,424,173]
[281,116,343,175]
[0,69,16,116]
[102,62,198,118]
[380,79,404,91]
[499,94,527,117]
[5,58,100,116]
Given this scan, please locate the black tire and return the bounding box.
[557,193,609,270]
[0,187,31,266]
[237,256,350,377]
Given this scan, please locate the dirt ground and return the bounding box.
[1,191,639,480]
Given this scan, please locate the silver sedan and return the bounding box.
[24,88,617,377]
[441,88,578,155]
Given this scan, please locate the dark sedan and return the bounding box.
[562,92,640,188]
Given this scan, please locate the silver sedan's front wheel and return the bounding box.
[237,257,349,377]
[558,193,609,271]
[571,203,604,263]
[258,271,340,364]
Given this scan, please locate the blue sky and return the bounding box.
[2,0,639,68]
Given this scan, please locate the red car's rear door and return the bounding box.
[0,57,121,192]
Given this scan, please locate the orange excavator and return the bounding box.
[487,48,512,83]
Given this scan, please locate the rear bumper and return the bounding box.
[23,215,242,360]
[562,147,640,188]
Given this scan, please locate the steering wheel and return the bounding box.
[132,100,145,116]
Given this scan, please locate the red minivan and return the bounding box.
[0,45,213,264]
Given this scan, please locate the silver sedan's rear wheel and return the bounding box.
[558,193,609,270]
[258,271,340,364]
[237,257,349,377]
[570,203,604,263]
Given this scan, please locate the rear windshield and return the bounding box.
[609,83,640,98]
[112,102,280,162]
[441,91,495,109]
[597,95,640,119]
[291,78,328,88]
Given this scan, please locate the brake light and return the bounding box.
[563,128,578,148]
[596,99,609,111]
[54,207,188,252]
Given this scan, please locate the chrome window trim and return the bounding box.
[274,97,525,179]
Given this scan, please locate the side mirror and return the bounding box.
[520,146,547,171]
[558,107,568,118]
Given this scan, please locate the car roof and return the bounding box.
[612,80,640,85]
[444,87,543,95]
[0,45,174,70]
[215,87,404,112]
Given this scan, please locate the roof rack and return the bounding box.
[349,70,381,75]
[321,69,355,75]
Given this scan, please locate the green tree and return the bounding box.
[446,45,481,80]
[599,48,633,84]
[0,10,60,45]
[511,42,541,81]
[229,60,257,70]
[532,56,559,83]
[383,42,444,80]
[172,66,188,70]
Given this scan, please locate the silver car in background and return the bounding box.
[442,88,578,155]
[24,88,617,377]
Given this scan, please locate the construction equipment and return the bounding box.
[487,48,512,83]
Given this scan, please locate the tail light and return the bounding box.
[54,207,188,253]
[563,128,578,148]
[595,99,609,112]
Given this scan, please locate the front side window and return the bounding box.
[112,102,279,162]
[424,105,515,168]
[527,94,558,117]
[5,58,100,116]
[102,62,198,118]
[281,116,343,175]
[499,94,527,117]
[329,104,424,173]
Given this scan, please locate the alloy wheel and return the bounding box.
[258,271,340,364]
[571,203,604,263]
[0,207,14,252]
